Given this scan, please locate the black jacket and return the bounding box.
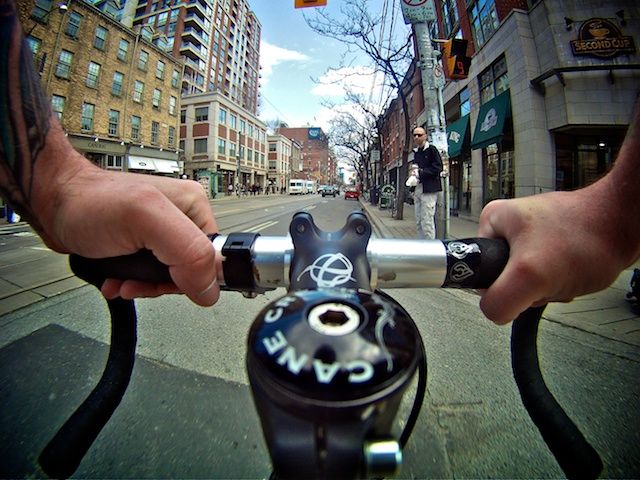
[413,144,443,193]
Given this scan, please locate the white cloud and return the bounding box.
[310,66,383,98]
[260,40,310,86]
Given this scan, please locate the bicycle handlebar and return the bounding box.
[69,235,509,293]
[41,211,602,480]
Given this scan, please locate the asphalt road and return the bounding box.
[1,194,638,478]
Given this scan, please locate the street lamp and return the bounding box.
[26,3,68,36]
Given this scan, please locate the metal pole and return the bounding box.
[413,22,450,239]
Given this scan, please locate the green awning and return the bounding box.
[471,90,511,150]
[446,114,470,157]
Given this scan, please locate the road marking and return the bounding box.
[246,220,278,233]
[12,232,36,237]
[302,205,317,211]
[30,246,52,251]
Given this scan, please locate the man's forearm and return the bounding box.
[0,0,53,233]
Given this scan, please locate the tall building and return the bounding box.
[276,127,334,185]
[18,0,183,175]
[379,0,639,220]
[129,0,261,114]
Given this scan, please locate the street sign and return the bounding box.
[294,0,327,8]
[400,0,436,24]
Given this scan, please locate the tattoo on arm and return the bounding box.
[0,0,52,229]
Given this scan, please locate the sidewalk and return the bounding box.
[359,198,640,348]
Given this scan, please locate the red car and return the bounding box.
[344,187,359,200]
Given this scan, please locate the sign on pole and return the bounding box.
[400,0,436,24]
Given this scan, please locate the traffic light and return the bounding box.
[441,39,470,80]
[294,0,327,8]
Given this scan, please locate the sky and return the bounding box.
[247,0,411,134]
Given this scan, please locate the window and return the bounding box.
[133,80,144,103]
[229,143,236,157]
[131,115,141,140]
[180,109,186,123]
[479,56,509,104]
[194,138,208,154]
[112,71,124,96]
[156,60,165,79]
[151,121,159,144]
[86,61,100,88]
[195,106,208,122]
[268,143,276,152]
[106,155,122,169]
[94,26,108,50]
[152,88,162,109]
[31,0,53,23]
[108,110,120,136]
[460,87,470,116]
[169,96,177,115]
[138,50,149,71]
[171,69,180,88]
[65,12,82,38]
[217,138,226,154]
[219,108,227,124]
[51,95,65,119]
[81,103,94,131]
[117,39,129,61]
[239,119,246,133]
[55,50,73,78]
[26,36,41,56]
[230,114,237,129]
[468,0,499,49]
[168,126,175,147]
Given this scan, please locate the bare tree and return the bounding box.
[305,0,419,219]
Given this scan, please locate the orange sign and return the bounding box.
[294,0,327,8]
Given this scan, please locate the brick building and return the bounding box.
[266,134,292,194]
[18,0,184,175]
[275,127,334,185]
[180,91,267,195]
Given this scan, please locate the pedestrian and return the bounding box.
[407,126,443,239]
[228,183,233,196]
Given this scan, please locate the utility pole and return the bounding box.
[400,0,450,238]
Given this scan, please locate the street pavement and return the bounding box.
[359,198,640,348]
[1,193,639,347]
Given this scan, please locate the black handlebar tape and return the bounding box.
[511,306,603,480]
[38,297,137,479]
[69,250,172,288]
[442,238,509,288]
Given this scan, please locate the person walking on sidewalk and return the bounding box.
[409,127,443,239]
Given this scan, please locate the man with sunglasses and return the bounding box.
[408,127,443,239]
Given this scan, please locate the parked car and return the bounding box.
[344,186,359,200]
[322,185,337,197]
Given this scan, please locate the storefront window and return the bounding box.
[483,145,514,204]
[555,134,618,191]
